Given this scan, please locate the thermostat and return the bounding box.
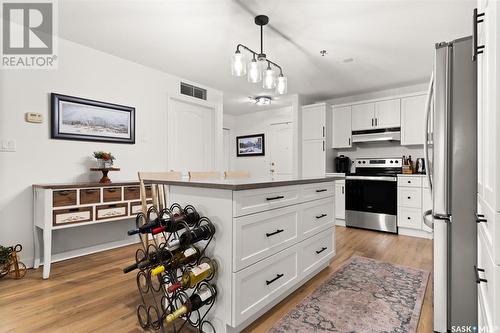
[25,112,43,123]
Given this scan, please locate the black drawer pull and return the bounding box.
[407,196,411,200]
[68,208,79,212]
[474,265,487,284]
[407,217,411,220]
[316,247,327,254]
[407,180,411,183]
[315,189,327,193]
[107,204,117,208]
[266,229,284,237]
[266,273,284,285]
[475,213,487,223]
[316,214,327,219]
[266,196,284,201]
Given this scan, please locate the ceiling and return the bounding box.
[58,0,475,114]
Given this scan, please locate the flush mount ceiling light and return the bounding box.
[231,15,287,95]
[254,96,272,106]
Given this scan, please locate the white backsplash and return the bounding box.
[327,141,423,173]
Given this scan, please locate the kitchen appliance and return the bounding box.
[334,155,351,173]
[345,158,402,233]
[423,37,477,332]
[416,158,426,174]
[351,127,401,143]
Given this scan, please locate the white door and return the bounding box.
[269,123,293,177]
[351,103,375,131]
[223,128,231,172]
[332,106,352,148]
[401,95,427,145]
[374,99,401,129]
[302,104,326,140]
[334,181,345,220]
[302,140,325,177]
[168,98,215,173]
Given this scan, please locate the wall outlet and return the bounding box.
[0,140,16,152]
[25,112,43,123]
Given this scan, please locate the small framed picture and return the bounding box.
[51,93,135,144]
[236,133,265,157]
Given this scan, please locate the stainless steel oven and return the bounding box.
[345,158,401,233]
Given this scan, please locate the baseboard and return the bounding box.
[398,227,433,239]
[335,219,346,227]
[27,238,140,269]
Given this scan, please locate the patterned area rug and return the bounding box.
[268,256,429,333]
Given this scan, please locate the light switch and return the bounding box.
[0,140,16,152]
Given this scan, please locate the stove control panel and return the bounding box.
[355,158,403,168]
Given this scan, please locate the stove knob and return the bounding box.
[395,160,399,163]
[390,160,393,163]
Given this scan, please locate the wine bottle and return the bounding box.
[122,247,173,274]
[165,285,216,324]
[167,259,217,293]
[167,223,216,251]
[150,245,201,276]
[127,206,200,235]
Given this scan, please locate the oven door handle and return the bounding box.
[346,176,397,182]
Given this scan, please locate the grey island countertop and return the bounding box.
[144,175,344,191]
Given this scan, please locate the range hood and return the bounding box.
[351,127,401,143]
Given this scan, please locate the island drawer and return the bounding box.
[300,227,334,278]
[233,185,300,217]
[301,197,334,239]
[53,190,77,207]
[232,244,299,326]
[300,182,335,202]
[130,200,153,215]
[103,187,122,202]
[233,205,299,271]
[124,186,141,200]
[53,207,93,226]
[79,188,100,205]
[96,203,128,220]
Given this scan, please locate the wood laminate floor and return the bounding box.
[0,226,432,333]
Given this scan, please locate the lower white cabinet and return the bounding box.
[334,180,346,223]
[397,175,432,238]
[302,139,326,177]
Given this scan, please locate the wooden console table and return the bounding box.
[32,181,153,279]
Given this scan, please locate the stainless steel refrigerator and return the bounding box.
[423,36,477,332]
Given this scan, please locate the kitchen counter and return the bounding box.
[325,172,346,178]
[144,175,341,191]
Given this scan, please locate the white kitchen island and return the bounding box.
[143,175,341,333]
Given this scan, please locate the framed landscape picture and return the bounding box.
[51,93,135,144]
[236,133,265,157]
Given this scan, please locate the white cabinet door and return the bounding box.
[401,95,426,145]
[374,99,400,129]
[302,140,325,177]
[302,104,326,140]
[351,103,375,131]
[332,106,352,148]
[334,182,345,220]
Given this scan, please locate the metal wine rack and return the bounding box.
[127,203,217,333]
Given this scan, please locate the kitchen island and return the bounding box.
[142,175,342,333]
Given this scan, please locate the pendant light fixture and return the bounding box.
[231,15,287,94]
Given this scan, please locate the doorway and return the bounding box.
[268,122,293,177]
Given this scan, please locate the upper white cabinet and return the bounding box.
[302,103,326,177]
[401,94,427,145]
[351,103,375,131]
[351,99,400,131]
[332,106,352,148]
[374,99,400,128]
[302,103,326,140]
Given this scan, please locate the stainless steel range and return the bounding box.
[345,158,402,233]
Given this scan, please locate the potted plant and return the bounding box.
[93,151,115,168]
[0,246,11,278]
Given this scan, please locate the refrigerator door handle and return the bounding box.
[424,72,434,191]
[423,209,434,229]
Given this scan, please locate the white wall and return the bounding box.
[224,106,293,178]
[0,38,223,263]
[323,82,428,172]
